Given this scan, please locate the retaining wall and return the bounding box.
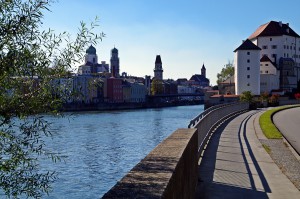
[103,102,249,198]
[103,128,198,199]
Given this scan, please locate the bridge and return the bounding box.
[103,100,300,198]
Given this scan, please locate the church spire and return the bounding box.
[201,63,206,78]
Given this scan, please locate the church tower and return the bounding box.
[110,47,120,77]
[85,45,98,64]
[201,63,206,77]
[154,55,163,80]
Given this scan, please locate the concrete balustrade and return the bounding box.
[103,102,249,198]
[190,102,249,158]
[103,128,198,199]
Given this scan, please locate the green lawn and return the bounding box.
[259,105,300,139]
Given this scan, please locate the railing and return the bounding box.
[103,102,249,198]
[188,102,238,128]
[190,102,249,159]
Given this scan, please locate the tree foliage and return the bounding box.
[217,61,234,84]
[239,91,254,103]
[0,0,104,198]
[151,79,164,95]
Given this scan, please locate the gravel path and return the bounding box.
[259,139,300,190]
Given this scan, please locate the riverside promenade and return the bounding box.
[196,110,300,199]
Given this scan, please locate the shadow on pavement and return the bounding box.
[196,111,270,199]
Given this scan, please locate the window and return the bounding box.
[272,54,277,58]
[247,52,250,55]
[247,75,250,78]
[247,83,250,86]
[247,59,250,63]
[287,53,289,58]
[290,46,292,49]
[272,45,277,49]
[247,67,250,70]
[270,38,272,41]
[284,45,286,49]
[260,71,263,73]
[265,64,269,66]
[262,45,268,49]
[284,53,286,57]
[265,71,268,73]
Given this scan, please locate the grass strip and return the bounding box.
[262,144,271,154]
[259,105,300,139]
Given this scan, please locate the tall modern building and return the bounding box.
[154,55,163,80]
[110,47,120,78]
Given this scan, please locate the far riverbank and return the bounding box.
[62,99,204,112]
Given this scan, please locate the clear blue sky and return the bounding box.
[42,0,300,85]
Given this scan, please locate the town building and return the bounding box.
[154,55,163,80]
[110,47,120,77]
[78,45,109,75]
[234,21,300,94]
[234,39,261,95]
[107,77,123,103]
[189,64,210,88]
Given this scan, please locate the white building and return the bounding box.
[78,45,109,75]
[73,76,101,104]
[260,55,280,93]
[249,21,300,92]
[235,21,300,94]
[234,39,261,95]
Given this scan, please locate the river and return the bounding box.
[39,105,204,198]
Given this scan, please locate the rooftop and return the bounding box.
[248,21,299,40]
[234,39,261,52]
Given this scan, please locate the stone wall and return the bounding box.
[103,128,198,199]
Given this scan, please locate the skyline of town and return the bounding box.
[42,0,300,84]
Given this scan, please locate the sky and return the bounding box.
[42,0,300,85]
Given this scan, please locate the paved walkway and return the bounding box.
[196,110,300,199]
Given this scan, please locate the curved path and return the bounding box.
[273,107,300,155]
[196,110,300,199]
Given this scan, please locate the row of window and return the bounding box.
[262,45,300,51]
[260,71,269,73]
[262,45,277,49]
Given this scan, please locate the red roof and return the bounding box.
[249,21,299,40]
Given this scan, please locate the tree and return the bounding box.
[217,61,234,84]
[151,79,164,95]
[239,91,254,103]
[0,0,104,198]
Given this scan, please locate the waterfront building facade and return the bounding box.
[107,77,123,103]
[235,21,300,94]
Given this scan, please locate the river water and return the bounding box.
[40,105,204,198]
